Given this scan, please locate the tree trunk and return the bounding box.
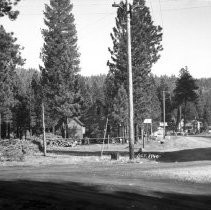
[135,123,139,144]
[29,95,32,136]
[118,124,120,139]
[176,106,180,132]
[141,124,144,149]
[52,126,55,135]
[8,122,10,139]
[184,100,187,132]
[66,117,68,139]
[5,122,8,139]
[0,113,1,141]
[64,121,67,140]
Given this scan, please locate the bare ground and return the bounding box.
[0,136,211,209]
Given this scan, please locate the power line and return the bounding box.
[78,14,113,41]
[162,5,211,12]
[19,12,115,16]
[18,4,211,16]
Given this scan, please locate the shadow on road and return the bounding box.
[0,180,210,210]
[48,147,211,163]
[47,150,130,157]
[140,147,211,162]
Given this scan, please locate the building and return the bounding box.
[178,119,202,134]
[67,118,85,139]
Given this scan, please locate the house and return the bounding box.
[208,126,211,134]
[177,119,202,134]
[67,118,85,139]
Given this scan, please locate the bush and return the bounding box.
[0,139,40,162]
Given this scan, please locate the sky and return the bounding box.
[1,0,211,78]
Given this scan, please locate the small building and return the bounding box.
[208,126,211,134]
[178,119,202,134]
[67,118,85,139]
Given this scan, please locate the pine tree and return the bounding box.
[0,0,23,139]
[0,26,23,139]
[105,0,162,135]
[112,85,128,125]
[174,67,198,130]
[41,0,81,138]
[0,0,20,20]
[31,71,42,134]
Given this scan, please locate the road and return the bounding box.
[0,160,211,210]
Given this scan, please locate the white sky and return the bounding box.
[1,0,211,78]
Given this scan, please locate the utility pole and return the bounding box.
[42,102,47,156]
[112,0,135,159]
[179,105,182,132]
[101,117,108,157]
[126,0,135,160]
[163,91,166,139]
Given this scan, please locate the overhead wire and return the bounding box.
[78,14,114,41]
[17,2,211,17]
[162,5,211,12]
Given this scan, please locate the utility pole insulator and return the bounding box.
[112,3,120,8]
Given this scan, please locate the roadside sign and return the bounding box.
[160,122,168,126]
[144,119,152,123]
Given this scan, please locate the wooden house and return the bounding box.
[67,118,85,139]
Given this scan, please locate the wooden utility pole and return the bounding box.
[179,105,182,132]
[112,0,135,159]
[142,124,144,149]
[101,117,108,157]
[42,102,47,156]
[163,91,166,139]
[126,0,135,160]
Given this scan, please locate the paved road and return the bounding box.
[0,162,211,210]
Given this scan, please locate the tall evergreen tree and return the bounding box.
[0,25,23,139]
[173,67,198,130]
[31,71,42,134]
[105,0,162,135]
[0,0,23,140]
[41,0,81,138]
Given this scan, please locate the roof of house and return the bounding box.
[72,117,85,127]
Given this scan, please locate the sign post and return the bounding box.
[143,119,152,148]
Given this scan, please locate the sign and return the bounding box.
[144,119,152,124]
[82,127,86,134]
[160,122,168,126]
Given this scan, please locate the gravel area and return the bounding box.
[146,163,211,184]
